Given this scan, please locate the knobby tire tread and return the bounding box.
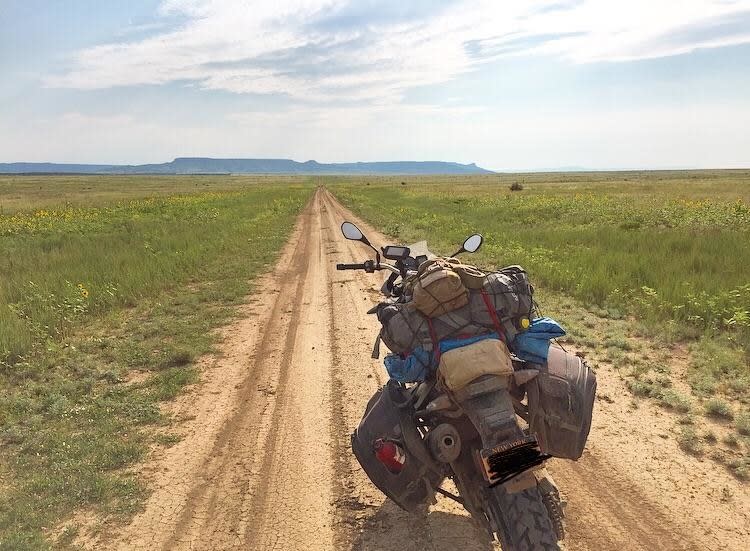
[491,485,560,551]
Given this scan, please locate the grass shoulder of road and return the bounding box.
[328,172,750,479]
[0,177,312,549]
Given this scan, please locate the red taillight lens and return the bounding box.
[374,438,406,474]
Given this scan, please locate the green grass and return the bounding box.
[689,337,749,400]
[0,184,308,362]
[626,379,693,413]
[0,174,306,213]
[0,176,311,549]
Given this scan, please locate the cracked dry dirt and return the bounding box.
[86,188,749,550]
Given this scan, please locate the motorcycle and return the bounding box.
[336,221,592,551]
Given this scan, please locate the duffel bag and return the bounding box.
[378,302,432,355]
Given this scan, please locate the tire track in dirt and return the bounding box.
[168,197,325,550]
[551,455,692,550]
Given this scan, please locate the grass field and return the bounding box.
[0,174,307,214]
[330,170,750,474]
[0,176,311,549]
[2,171,749,547]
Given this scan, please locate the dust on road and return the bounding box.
[86,188,749,550]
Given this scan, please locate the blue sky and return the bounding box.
[1,0,749,170]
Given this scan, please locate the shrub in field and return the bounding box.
[723,433,740,447]
[705,398,733,419]
[677,425,702,455]
[736,412,750,435]
[626,378,692,412]
[659,390,692,413]
[688,338,747,396]
[728,456,750,480]
[510,182,524,191]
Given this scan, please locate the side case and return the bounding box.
[526,346,596,460]
[351,381,444,512]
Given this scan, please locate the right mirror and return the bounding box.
[341,221,364,241]
[463,234,483,253]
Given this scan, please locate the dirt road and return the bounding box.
[92,188,749,550]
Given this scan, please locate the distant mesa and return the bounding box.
[0,158,493,175]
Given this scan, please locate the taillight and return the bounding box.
[374,438,405,474]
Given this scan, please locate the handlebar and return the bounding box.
[336,261,401,275]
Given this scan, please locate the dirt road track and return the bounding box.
[92,188,749,550]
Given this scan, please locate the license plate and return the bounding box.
[478,435,547,486]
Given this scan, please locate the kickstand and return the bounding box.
[435,487,465,505]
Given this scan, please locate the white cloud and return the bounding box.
[47,0,750,103]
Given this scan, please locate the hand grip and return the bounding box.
[336,263,366,270]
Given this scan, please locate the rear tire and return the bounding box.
[488,484,560,551]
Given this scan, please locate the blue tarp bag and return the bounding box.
[384,347,433,383]
[512,317,565,363]
[439,332,500,354]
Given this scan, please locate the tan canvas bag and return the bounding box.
[442,257,486,289]
[413,259,468,317]
[437,338,513,391]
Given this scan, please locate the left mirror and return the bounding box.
[341,221,364,241]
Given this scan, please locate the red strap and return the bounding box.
[426,317,441,364]
[480,289,506,342]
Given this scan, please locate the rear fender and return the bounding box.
[451,375,520,447]
[450,375,549,489]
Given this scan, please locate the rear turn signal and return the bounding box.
[374,438,405,474]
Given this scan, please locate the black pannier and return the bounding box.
[351,381,444,512]
[526,346,597,460]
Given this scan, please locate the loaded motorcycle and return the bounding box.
[336,221,596,551]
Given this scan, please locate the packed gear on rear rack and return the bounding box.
[373,256,596,461]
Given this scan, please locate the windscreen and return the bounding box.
[407,240,436,260]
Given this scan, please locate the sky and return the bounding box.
[1,0,749,171]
